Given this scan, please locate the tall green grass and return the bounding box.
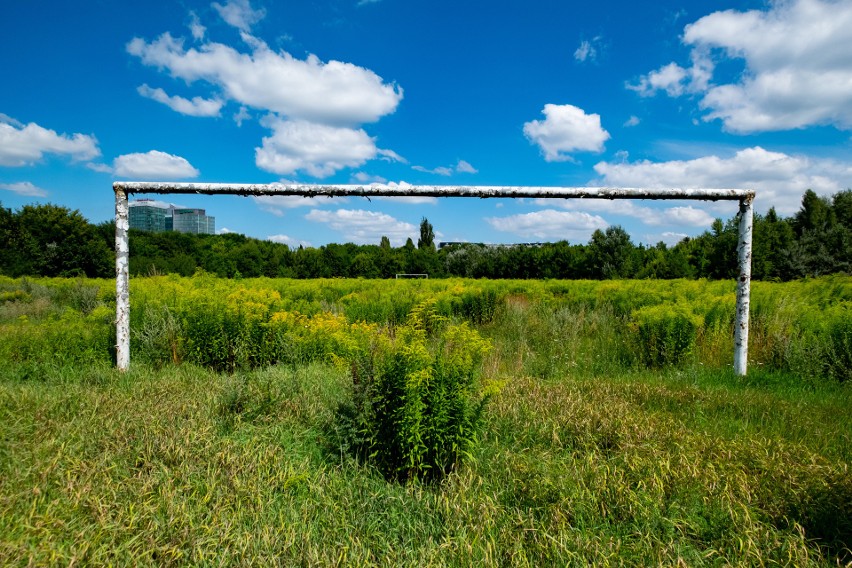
[1,275,850,565]
[1,361,849,565]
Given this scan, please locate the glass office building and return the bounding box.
[171,208,215,235]
[128,201,215,234]
[128,200,168,232]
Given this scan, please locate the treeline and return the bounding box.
[1,189,849,280]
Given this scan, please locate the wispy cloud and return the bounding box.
[137,84,223,117]
[574,36,604,63]
[188,11,206,40]
[0,181,48,197]
[412,159,478,176]
[212,0,266,33]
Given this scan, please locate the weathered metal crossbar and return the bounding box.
[114,181,752,200]
[114,182,755,374]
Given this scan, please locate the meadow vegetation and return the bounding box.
[0,275,850,565]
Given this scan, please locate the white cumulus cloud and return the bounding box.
[0,115,100,166]
[137,84,223,117]
[0,181,48,197]
[128,20,404,179]
[523,104,610,161]
[305,208,416,245]
[592,146,852,215]
[127,33,403,126]
[112,150,200,179]
[255,118,378,177]
[631,0,852,132]
[486,209,608,241]
[656,206,715,227]
[628,61,693,97]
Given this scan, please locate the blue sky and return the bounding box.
[2,0,850,248]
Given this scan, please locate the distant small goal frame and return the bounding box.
[113,182,755,374]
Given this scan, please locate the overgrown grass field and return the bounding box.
[1,276,850,565]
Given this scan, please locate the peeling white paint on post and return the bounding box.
[115,188,130,371]
[733,195,754,376]
[112,182,755,374]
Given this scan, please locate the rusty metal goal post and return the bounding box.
[113,182,754,374]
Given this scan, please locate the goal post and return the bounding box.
[113,182,755,374]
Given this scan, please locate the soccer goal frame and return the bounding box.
[113,182,755,374]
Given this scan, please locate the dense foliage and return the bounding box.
[1,189,849,280]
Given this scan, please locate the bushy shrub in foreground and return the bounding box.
[334,303,496,483]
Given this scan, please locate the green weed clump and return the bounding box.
[334,301,496,482]
[629,302,704,368]
[452,286,503,325]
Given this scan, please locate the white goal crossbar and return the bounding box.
[113,182,755,374]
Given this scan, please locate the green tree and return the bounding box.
[350,252,380,278]
[587,226,634,279]
[418,217,435,250]
[293,247,325,278]
[789,189,847,277]
[832,189,852,227]
[0,203,24,275]
[752,208,796,280]
[793,189,834,236]
[15,204,112,277]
